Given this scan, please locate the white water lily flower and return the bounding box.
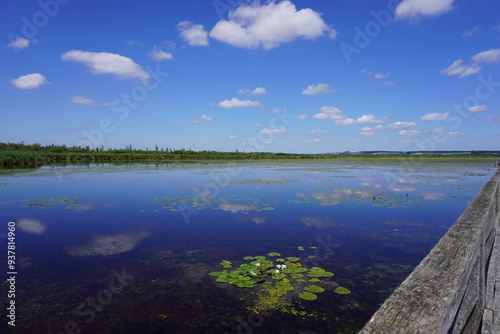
[255,263,261,267]
[282,264,287,269]
[276,264,282,269]
[275,269,280,274]
[250,271,256,275]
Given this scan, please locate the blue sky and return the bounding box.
[2,0,500,153]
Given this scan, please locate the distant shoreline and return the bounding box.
[1,150,498,169]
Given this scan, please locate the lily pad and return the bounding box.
[286,257,301,262]
[268,252,281,257]
[290,273,303,279]
[305,285,325,293]
[271,274,286,280]
[298,291,317,301]
[243,256,254,260]
[334,287,351,295]
[297,246,304,251]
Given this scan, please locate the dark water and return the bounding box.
[0,160,496,334]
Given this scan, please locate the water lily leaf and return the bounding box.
[275,258,285,262]
[216,276,229,283]
[243,256,254,260]
[295,268,308,273]
[238,276,250,281]
[271,274,286,280]
[209,272,222,276]
[286,257,301,262]
[298,291,317,300]
[268,252,281,257]
[305,285,325,293]
[309,278,320,282]
[334,287,351,295]
[321,272,334,277]
[236,282,246,288]
[297,246,304,251]
[254,256,266,260]
[290,273,303,279]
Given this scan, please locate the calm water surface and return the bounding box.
[0,160,496,334]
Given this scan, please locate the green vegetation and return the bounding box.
[209,253,350,314]
[1,141,498,168]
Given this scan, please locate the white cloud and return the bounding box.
[311,106,344,120]
[8,37,30,50]
[386,121,417,130]
[360,131,375,136]
[446,131,466,137]
[441,49,500,78]
[302,138,321,143]
[440,59,481,78]
[374,72,390,79]
[261,128,287,135]
[229,135,239,139]
[462,26,481,37]
[238,87,267,95]
[420,112,450,121]
[17,218,46,234]
[10,73,49,89]
[395,0,454,21]
[309,129,327,134]
[177,21,209,46]
[471,49,500,64]
[61,50,151,81]
[255,123,265,127]
[468,105,489,112]
[266,108,282,113]
[312,106,389,126]
[190,114,213,123]
[302,83,335,95]
[297,114,308,120]
[214,97,263,108]
[209,0,336,50]
[71,96,98,106]
[399,130,422,137]
[150,47,174,61]
[361,125,384,132]
[487,115,500,123]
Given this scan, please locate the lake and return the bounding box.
[0,159,496,334]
